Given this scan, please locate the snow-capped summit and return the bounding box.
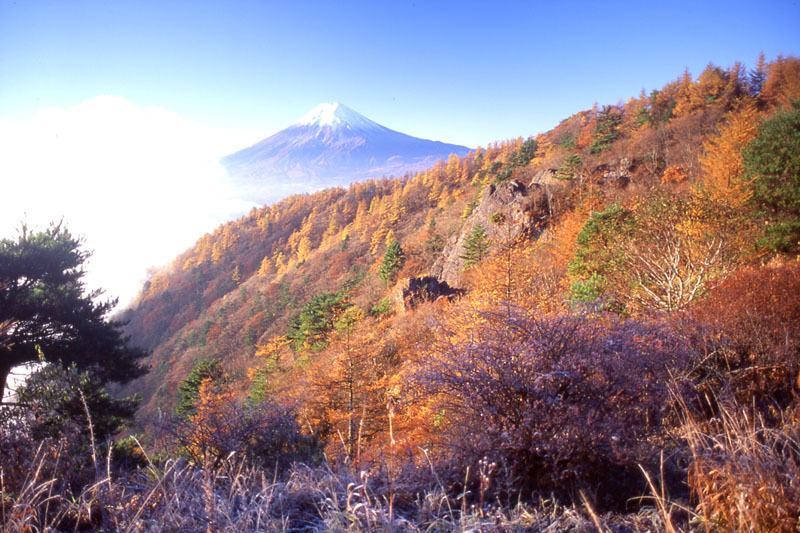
[222,103,471,205]
[296,102,381,131]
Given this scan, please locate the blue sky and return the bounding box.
[1,0,798,305]
[3,0,799,146]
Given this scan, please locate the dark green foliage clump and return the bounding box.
[287,290,351,352]
[515,136,538,166]
[637,89,677,127]
[570,271,606,305]
[744,101,800,252]
[378,240,405,283]
[4,363,139,444]
[493,137,538,183]
[175,357,225,416]
[569,204,632,278]
[370,297,394,317]
[0,222,147,399]
[568,204,633,310]
[460,224,490,269]
[590,105,622,153]
[556,132,577,149]
[556,154,582,180]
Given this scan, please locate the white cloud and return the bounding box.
[0,95,256,308]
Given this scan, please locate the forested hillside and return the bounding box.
[124,54,800,426]
[5,55,799,531]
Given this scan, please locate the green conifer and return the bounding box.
[379,240,405,282]
[460,224,490,268]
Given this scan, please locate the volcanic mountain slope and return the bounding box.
[100,56,800,528]
[221,102,471,204]
[123,56,800,434]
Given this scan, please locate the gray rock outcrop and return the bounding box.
[394,276,464,311]
[432,173,569,286]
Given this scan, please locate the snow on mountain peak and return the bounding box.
[296,102,383,131]
[298,102,341,126]
[222,102,473,205]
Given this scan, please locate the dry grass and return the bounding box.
[679,395,800,532]
[1,439,688,532]
[5,392,800,531]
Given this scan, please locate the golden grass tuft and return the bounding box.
[681,396,800,532]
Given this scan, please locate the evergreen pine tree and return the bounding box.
[175,357,225,416]
[0,222,147,400]
[379,240,405,282]
[743,101,800,252]
[460,224,490,268]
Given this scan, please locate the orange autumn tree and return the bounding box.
[182,377,238,465]
[248,334,292,401]
[700,101,761,206]
[462,228,568,313]
[463,239,535,307]
[174,373,317,468]
[760,55,800,109]
[304,309,397,466]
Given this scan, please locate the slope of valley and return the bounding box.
[116,55,800,521]
[125,55,800,425]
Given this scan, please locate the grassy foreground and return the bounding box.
[3,394,798,532]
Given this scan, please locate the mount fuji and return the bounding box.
[221,103,471,204]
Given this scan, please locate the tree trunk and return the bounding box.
[0,349,35,403]
[0,359,15,403]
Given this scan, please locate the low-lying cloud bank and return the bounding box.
[0,95,257,307]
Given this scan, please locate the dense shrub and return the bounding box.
[4,363,138,442]
[0,363,139,496]
[168,381,320,469]
[413,307,692,509]
[684,262,800,418]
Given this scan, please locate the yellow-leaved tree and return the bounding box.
[700,101,760,207]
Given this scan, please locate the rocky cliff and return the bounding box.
[433,170,570,286]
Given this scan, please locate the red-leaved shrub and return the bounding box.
[413,307,692,509]
[685,262,800,418]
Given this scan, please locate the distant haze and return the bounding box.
[0,96,255,308]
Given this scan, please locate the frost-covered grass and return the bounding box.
[4,403,800,533]
[0,441,685,532]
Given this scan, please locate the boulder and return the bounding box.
[395,276,463,311]
[600,157,633,188]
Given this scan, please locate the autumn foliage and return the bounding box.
[170,375,318,468]
[412,307,692,508]
[685,262,800,414]
[90,54,800,526]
